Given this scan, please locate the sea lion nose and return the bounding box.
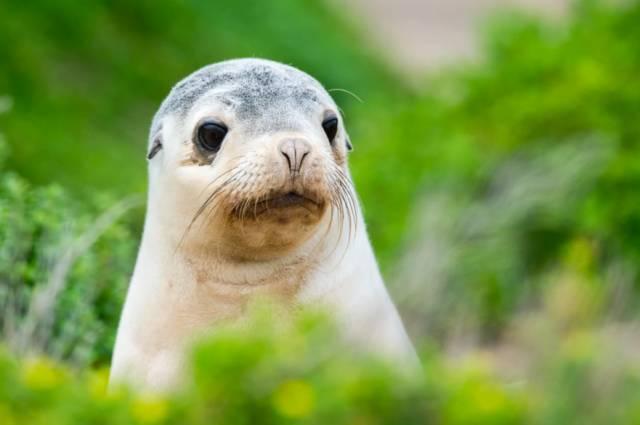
[278,138,311,174]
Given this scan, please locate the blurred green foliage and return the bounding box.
[0,139,137,366]
[353,0,640,267]
[393,138,621,341]
[348,0,640,339]
[1,309,640,424]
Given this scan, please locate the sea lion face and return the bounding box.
[148,59,354,259]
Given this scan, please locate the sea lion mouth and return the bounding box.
[267,192,311,208]
[258,191,322,214]
[233,191,323,219]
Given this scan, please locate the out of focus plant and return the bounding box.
[0,136,139,366]
[0,309,527,425]
[394,137,620,340]
[351,0,640,270]
[1,308,640,424]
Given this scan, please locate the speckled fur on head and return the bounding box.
[150,58,334,143]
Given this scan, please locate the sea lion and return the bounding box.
[110,58,417,391]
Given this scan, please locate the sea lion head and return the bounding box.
[146,59,355,260]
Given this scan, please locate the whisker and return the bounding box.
[174,168,244,254]
[193,156,246,200]
[336,168,358,241]
[328,88,364,104]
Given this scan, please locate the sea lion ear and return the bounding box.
[345,136,353,152]
[147,136,163,160]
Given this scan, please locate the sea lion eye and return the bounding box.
[197,121,228,152]
[322,116,338,144]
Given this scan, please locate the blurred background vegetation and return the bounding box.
[2,0,640,423]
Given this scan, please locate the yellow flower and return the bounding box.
[131,395,169,424]
[88,367,110,400]
[0,403,16,425]
[272,379,315,418]
[444,358,525,424]
[468,381,511,417]
[565,237,594,273]
[22,357,66,390]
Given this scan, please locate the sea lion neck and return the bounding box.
[136,211,324,291]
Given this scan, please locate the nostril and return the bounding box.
[299,151,309,169]
[282,150,292,170]
[278,138,311,173]
[279,140,295,170]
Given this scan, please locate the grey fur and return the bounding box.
[150,58,337,145]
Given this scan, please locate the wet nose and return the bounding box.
[279,138,311,174]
